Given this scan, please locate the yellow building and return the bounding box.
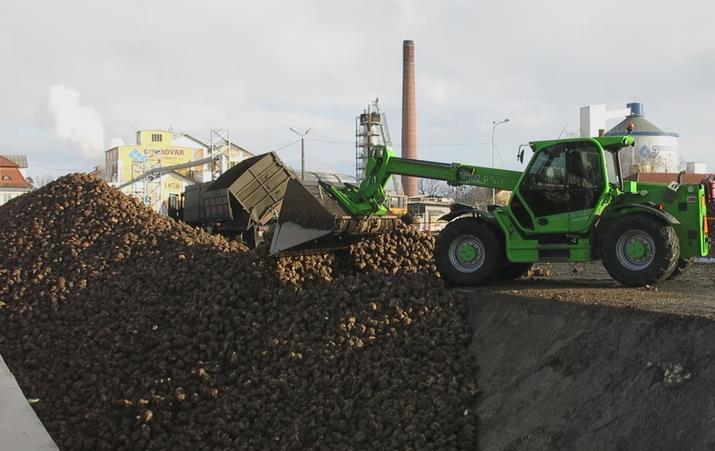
[105,130,204,210]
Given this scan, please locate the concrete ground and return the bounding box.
[0,354,57,450]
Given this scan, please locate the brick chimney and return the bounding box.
[401,40,418,197]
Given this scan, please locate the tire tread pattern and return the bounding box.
[435,218,505,287]
[600,214,679,286]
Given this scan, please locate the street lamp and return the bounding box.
[290,126,312,180]
[491,118,510,204]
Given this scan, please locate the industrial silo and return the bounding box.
[606,102,679,177]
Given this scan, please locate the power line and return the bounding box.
[306,138,352,144]
[421,141,492,147]
[27,162,88,172]
[307,137,492,147]
[266,139,300,152]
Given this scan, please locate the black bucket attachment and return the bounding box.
[269,177,396,254]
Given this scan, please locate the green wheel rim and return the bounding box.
[616,229,656,271]
[448,235,486,273]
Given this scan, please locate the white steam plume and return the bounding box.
[48,84,105,159]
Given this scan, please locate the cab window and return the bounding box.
[519,144,569,217]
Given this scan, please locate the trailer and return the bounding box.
[168,152,294,247]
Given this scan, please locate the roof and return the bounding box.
[173,132,210,148]
[224,142,253,155]
[172,133,253,157]
[0,156,18,168]
[606,116,679,137]
[87,166,104,178]
[0,155,27,168]
[626,172,712,185]
[0,165,32,189]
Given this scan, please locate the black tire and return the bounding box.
[600,214,679,287]
[668,258,693,280]
[435,218,505,286]
[501,262,533,281]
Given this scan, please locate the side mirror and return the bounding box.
[517,144,528,164]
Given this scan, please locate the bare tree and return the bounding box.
[418,178,450,197]
[632,153,677,173]
[440,185,512,206]
[32,175,56,188]
[419,179,513,206]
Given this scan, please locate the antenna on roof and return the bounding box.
[557,123,568,139]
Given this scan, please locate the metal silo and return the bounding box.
[606,103,679,177]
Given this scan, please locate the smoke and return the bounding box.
[48,84,105,159]
[109,137,125,148]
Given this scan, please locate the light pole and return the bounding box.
[491,118,510,204]
[290,126,312,180]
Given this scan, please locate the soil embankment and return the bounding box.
[468,283,715,451]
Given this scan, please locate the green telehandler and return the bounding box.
[270,135,710,287]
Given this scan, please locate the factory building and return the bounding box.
[581,102,680,178]
[605,103,679,176]
[104,130,254,213]
[0,155,32,206]
[105,130,206,211]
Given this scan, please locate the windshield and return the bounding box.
[605,150,621,188]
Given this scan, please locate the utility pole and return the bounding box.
[290,126,312,180]
[491,118,510,204]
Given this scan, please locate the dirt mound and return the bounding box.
[0,175,476,450]
[469,290,715,450]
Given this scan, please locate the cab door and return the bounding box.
[513,143,571,233]
[566,142,606,232]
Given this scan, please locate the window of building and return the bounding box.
[1,175,10,181]
[151,133,163,142]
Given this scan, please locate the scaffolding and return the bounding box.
[209,129,230,180]
[355,99,402,194]
[129,150,148,203]
[145,156,163,211]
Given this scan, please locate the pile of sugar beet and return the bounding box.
[0,174,477,450]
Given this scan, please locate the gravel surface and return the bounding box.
[470,261,715,319]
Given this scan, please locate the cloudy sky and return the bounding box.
[2,0,714,181]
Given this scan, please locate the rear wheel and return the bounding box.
[600,214,679,286]
[435,218,505,286]
[668,258,693,280]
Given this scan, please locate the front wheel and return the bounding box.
[435,218,505,287]
[600,214,679,286]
